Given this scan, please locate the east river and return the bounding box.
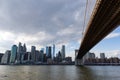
[0,65,120,80]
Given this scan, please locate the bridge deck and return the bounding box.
[77,0,120,59]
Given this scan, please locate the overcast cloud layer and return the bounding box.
[0,0,96,52]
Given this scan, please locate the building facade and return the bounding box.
[31,46,36,62]
[53,44,55,60]
[48,46,52,58]
[61,45,65,60]
[100,53,105,59]
[0,53,4,63]
[10,45,17,63]
[17,42,23,63]
[1,50,11,64]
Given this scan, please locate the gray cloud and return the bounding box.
[0,0,86,33]
[0,0,96,53]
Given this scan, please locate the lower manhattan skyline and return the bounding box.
[0,42,74,65]
[0,42,119,65]
[0,0,120,80]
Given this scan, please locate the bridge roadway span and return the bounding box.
[77,0,120,59]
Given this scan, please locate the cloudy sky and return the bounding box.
[0,0,120,60]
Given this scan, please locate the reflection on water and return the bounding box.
[78,66,95,80]
[0,65,120,80]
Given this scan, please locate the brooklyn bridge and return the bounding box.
[76,0,120,64]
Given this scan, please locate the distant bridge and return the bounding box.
[77,0,120,60]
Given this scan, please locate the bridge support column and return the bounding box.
[75,59,84,66]
[75,50,84,66]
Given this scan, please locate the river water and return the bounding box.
[0,65,120,80]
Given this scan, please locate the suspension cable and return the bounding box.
[82,0,89,36]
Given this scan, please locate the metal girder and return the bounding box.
[77,0,120,59]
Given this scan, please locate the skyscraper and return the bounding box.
[35,50,40,62]
[40,48,44,62]
[53,44,55,59]
[84,52,95,59]
[27,52,31,61]
[0,53,4,63]
[48,46,52,58]
[61,45,65,60]
[31,46,36,62]
[57,51,62,62]
[46,46,49,57]
[1,50,11,64]
[21,43,27,62]
[17,42,23,63]
[100,53,105,59]
[23,43,27,52]
[10,45,17,63]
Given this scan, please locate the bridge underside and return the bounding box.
[77,0,120,59]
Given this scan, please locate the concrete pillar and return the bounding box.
[75,49,84,66]
[75,59,84,66]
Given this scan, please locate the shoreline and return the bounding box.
[0,64,120,66]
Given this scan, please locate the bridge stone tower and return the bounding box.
[75,50,84,66]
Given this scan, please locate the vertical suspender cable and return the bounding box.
[82,0,89,36]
